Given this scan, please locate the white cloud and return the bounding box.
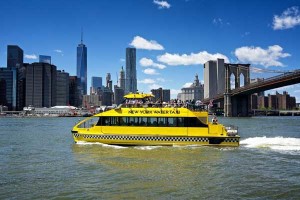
[24,54,37,59]
[157,51,229,66]
[138,78,156,84]
[242,32,250,37]
[171,89,181,95]
[234,45,291,67]
[250,66,265,73]
[149,83,162,90]
[156,78,165,82]
[130,36,164,50]
[143,68,160,75]
[273,6,300,30]
[139,58,166,69]
[120,58,125,62]
[182,82,193,88]
[153,0,171,9]
[54,49,64,56]
[213,18,230,27]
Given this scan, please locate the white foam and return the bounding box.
[240,136,300,152]
[75,141,128,149]
[134,146,162,150]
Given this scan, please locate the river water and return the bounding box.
[0,116,299,199]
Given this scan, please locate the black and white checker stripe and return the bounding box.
[73,133,209,143]
[224,138,239,143]
[73,133,239,144]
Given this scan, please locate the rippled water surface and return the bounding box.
[0,116,300,199]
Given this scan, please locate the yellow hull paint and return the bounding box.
[72,107,240,147]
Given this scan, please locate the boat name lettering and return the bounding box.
[128,110,180,114]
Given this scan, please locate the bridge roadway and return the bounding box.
[203,69,300,103]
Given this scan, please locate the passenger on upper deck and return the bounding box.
[212,116,218,124]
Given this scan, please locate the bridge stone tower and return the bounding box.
[224,63,250,117]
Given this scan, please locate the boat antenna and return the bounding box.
[81,27,83,44]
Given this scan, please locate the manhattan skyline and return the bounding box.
[1,0,300,101]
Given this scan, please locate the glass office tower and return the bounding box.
[77,38,87,95]
[125,48,137,94]
[7,45,23,69]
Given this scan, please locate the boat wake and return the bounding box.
[240,137,300,153]
[76,141,128,149]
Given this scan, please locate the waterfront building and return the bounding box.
[258,95,268,109]
[151,88,171,103]
[114,85,124,105]
[203,58,224,99]
[17,65,26,110]
[7,45,23,69]
[0,68,17,110]
[69,76,81,107]
[119,66,125,91]
[56,70,69,106]
[102,87,113,106]
[178,74,204,102]
[125,48,137,94]
[91,76,102,94]
[82,94,101,108]
[77,34,87,95]
[24,62,57,108]
[39,55,51,64]
[252,91,296,110]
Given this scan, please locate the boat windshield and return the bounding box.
[77,117,99,128]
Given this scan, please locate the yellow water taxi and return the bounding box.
[71,93,239,147]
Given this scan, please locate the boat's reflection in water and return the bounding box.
[72,140,237,196]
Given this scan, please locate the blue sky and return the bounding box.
[1,0,300,101]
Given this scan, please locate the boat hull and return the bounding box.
[72,132,240,147]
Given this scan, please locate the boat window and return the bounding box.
[119,117,127,126]
[128,117,138,126]
[140,117,148,126]
[157,118,167,127]
[186,117,208,127]
[167,118,177,127]
[149,117,158,126]
[198,117,207,125]
[110,117,118,126]
[100,117,109,126]
[78,117,99,128]
[176,118,184,127]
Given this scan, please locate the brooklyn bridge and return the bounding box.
[202,59,300,117]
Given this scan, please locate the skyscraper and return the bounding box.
[125,48,137,94]
[106,73,112,90]
[91,76,102,94]
[7,45,23,69]
[24,62,57,107]
[77,32,87,95]
[39,55,51,64]
[203,58,224,99]
[119,66,125,91]
[0,68,17,110]
[69,76,80,107]
[56,70,69,106]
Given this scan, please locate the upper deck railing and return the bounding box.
[117,101,208,112]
